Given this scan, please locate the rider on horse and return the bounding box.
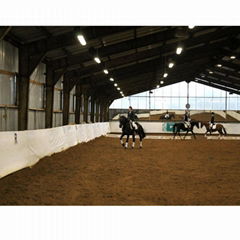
[210,112,215,133]
[128,106,138,130]
[165,110,170,119]
[183,110,191,129]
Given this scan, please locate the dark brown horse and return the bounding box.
[200,122,227,137]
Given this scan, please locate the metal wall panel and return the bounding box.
[0,40,18,131]
[30,62,46,83]
[54,78,63,111]
[0,74,16,105]
[29,63,46,110]
[54,90,62,111]
[0,107,18,131]
[69,86,75,112]
[69,113,75,124]
[0,40,18,72]
[29,83,45,109]
[53,112,63,127]
[28,110,45,130]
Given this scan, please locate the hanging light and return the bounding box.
[188,25,195,29]
[163,73,168,78]
[176,47,183,55]
[168,62,174,68]
[103,69,109,74]
[114,83,118,87]
[109,77,114,81]
[160,80,164,84]
[77,34,87,46]
[230,55,236,59]
[94,57,101,64]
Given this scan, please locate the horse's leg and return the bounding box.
[191,130,196,139]
[125,135,129,149]
[120,133,125,147]
[178,128,181,140]
[218,129,223,139]
[183,130,188,139]
[132,133,135,149]
[139,135,143,148]
[173,127,176,139]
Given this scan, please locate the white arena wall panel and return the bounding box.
[109,121,240,135]
[0,122,110,179]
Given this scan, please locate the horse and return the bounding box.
[160,112,175,120]
[119,116,146,149]
[172,121,200,139]
[200,121,227,137]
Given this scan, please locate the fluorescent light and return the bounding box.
[160,80,164,84]
[176,47,183,55]
[168,62,174,68]
[77,34,87,46]
[117,87,120,90]
[217,64,222,67]
[103,69,109,74]
[188,25,195,29]
[114,83,118,87]
[156,85,160,88]
[163,73,168,78]
[230,55,236,59]
[94,57,101,64]
[109,77,114,81]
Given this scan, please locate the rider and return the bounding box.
[128,106,138,130]
[183,109,191,129]
[210,112,215,132]
[165,110,170,119]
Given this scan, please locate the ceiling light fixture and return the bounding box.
[188,25,195,29]
[94,57,101,64]
[114,83,118,87]
[160,80,164,84]
[163,73,168,78]
[168,62,174,68]
[117,87,120,90]
[230,55,236,59]
[103,69,109,74]
[77,34,87,46]
[176,47,183,55]
[109,77,114,81]
[156,85,160,88]
[217,64,222,67]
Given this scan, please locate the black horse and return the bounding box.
[119,116,145,148]
[172,121,200,139]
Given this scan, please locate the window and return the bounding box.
[110,81,240,110]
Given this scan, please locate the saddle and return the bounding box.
[184,121,191,129]
[211,124,216,130]
[129,120,138,130]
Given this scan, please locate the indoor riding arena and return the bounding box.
[1,26,240,205]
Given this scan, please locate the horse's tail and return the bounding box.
[137,124,146,139]
[222,126,227,135]
[140,125,146,139]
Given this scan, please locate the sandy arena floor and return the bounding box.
[0,136,240,205]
